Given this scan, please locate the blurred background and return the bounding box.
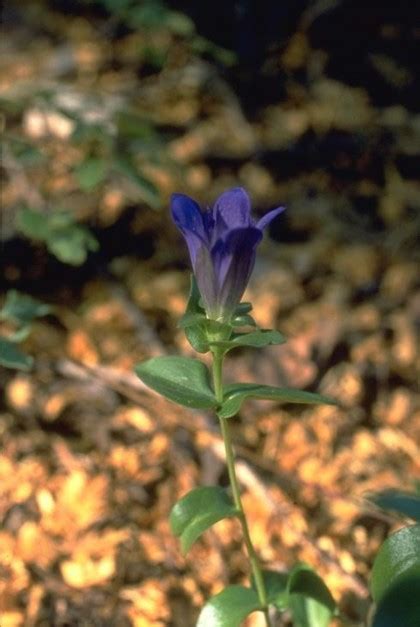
[0,1,419,625]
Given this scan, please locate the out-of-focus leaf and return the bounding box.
[129,1,167,29]
[192,36,237,66]
[12,142,44,166]
[218,383,337,419]
[170,486,238,554]
[0,290,51,325]
[288,563,336,627]
[7,326,31,343]
[372,570,420,627]
[166,10,195,36]
[17,208,50,240]
[17,209,99,266]
[0,337,33,371]
[368,490,420,521]
[102,0,132,15]
[196,585,262,627]
[113,156,160,208]
[47,225,99,266]
[74,157,107,191]
[115,111,158,140]
[135,356,217,409]
[371,524,420,603]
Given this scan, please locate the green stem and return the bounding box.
[212,348,271,627]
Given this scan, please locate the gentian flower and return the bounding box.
[171,187,284,322]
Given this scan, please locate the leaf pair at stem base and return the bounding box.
[135,355,337,417]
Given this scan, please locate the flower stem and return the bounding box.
[212,348,271,627]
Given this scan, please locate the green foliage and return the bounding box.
[196,585,262,627]
[70,110,162,207]
[287,563,336,627]
[253,570,288,611]
[0,337,33,371]
[179,276,231,354]
[211,329,286,352]
[368,489,420,521]
[113,155,160,209]
[180,276,284,354]
[169,486,238,554]
[96,0,236,66]
[252,566,336,625]
[179,276,211,353]
[74,156,107,191]
[100,0,194,35]
[0,291,51,371]
[370,524,420,604]
[218,383,337,419]
[17,208,99,266]
[0,290,51,325]
[371,570,420,627]
[135,356,217,409]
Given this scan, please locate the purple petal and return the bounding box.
[256,206,286,231]
[171,193,207,240]
[212,227,262,318]
[213,188,252,236]
[194,245,219,316]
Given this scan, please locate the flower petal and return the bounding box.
[212,227,262,318]
[171,194,207,240]
[256,206,285,231]
[194,245,219,317]
[213,188,252,235]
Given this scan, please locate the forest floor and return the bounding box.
[1,2,419,626]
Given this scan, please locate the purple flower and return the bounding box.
[171,187,285,322]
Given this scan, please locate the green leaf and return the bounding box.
[17,207,50,240]
[46,224,99,266]
[135,356,217,409]
[368,490,420,521]
[74,157,107,191]
[372,570,420,627]
[196,585,262,627]
[371,524,420,604]
[113,156,160,208]
[17,209,99,266]
[115,111,158,140]
[170,486,238,554]
[288,563,336,627]
[7,326,31,343]
[211,329,286,352]
[218,383,337,419]
[252,570,288,611]
[166,10,195,36]
[0,290,51,325]
[0,337,33,371]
